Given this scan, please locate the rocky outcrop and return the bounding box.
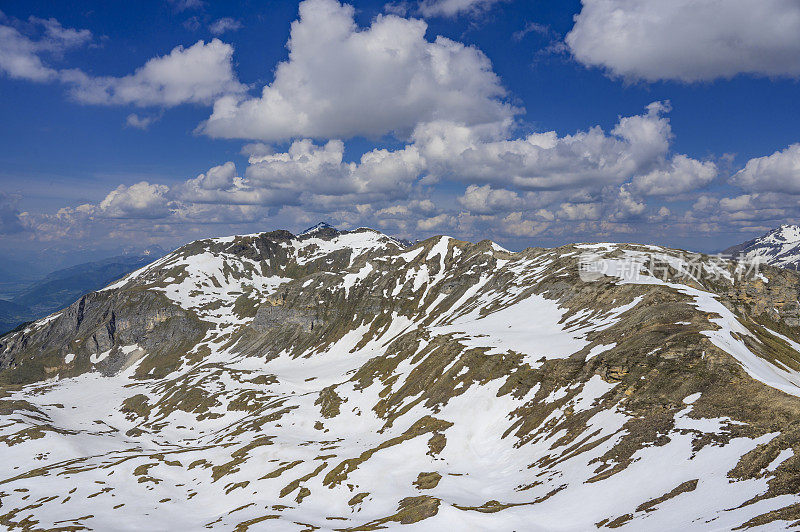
[0,286,206,384]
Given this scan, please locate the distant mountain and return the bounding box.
[723,224,800,270]
[0,255,53,301]
[0,300,33,337]
[0,246,165,334]
[4,227,800,528]
[0,244,168,297]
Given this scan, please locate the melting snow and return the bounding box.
[433,292,589,366]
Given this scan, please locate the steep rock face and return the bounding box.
[2,229,800,530]
[0,288,206,383]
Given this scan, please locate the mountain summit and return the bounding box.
[724,224,800,270]
[2,228,800,529]
[299,221,337,236]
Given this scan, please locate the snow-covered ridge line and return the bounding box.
[589,245,800,398]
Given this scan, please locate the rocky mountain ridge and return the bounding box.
[2,227,800,530]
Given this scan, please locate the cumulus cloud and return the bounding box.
[566,0,800,82]
[52,100,720,245]
[631,154,717,195]
[201,0,513,141]
[415,102,701,194]
[730,144,800,193]
[0,17,91,82]
[178,161,288,206]
[209,18,242,35]
[98,182,173,219]
[418,0,503,18]
[177,139,425,209]
[240,143,274,158]
[245,139,426,206]
[191,161,238,191]
[606,185,646,220]
[557,202,602,221]
[68,39,245,107]
[458,185,522,214]
[0,13,244,110]
[679,191,798,236]
[501,212,549,237]
[376,199,436,218]
[416,213,453,231]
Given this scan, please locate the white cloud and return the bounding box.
[179,161,292,206]
[177,140,425,209]
[415,102,697,193]
[513,22,551,42]
[201,0,513,141]
[63,101,714,243]
[682,192,794,230]
[458,184,522,214]
[607,185,646,220]
[376,204,411,217]
[0,17,91,82]
[245,139,425,205]
[0,25,57,81]
[631,154,717,195]
[566,0,800,82]
[653,206,671,221]
[418,0,503,18]
[68,39,245,107]
[692,195,717,212]
[29,17,92,49]
[0,14,244,110]
[416,213,452,231]
[183,16,201,32]
[557,202,602,221]
[190,161,238,190]
[376,199,436,218]
[731,144,800,193]
[209,18,242,35]
[719,194,757,212]
[125,112,162,130]
[98,182,173,219]
[501,212,549,237]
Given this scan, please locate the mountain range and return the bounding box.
[0,246,164,335]
[2,226,800,529]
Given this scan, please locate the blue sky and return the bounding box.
[1,0,799,258]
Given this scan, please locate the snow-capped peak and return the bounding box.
[299,221,335,236]
[723,224,800,270]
